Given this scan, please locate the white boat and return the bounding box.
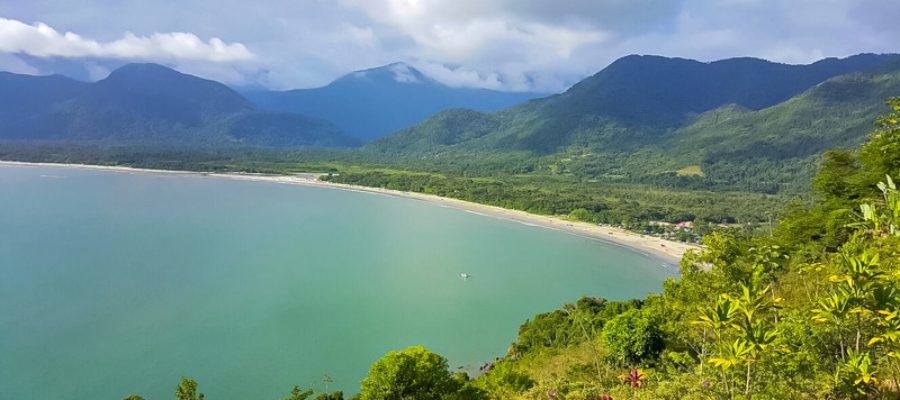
[460,273,470,279]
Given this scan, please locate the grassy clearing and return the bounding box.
[675,165,704,177]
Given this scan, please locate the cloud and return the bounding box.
[332,0,613,91]
[387,63,421,83]
[2,1,899,92]
[330,0,900,92]
[338,0,680,36]
[413,62,507,90]
[0,17,255,62]
[335,0,612,63]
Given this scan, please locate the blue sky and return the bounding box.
[1,0,898,92]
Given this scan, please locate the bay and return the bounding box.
[0,165,673,399]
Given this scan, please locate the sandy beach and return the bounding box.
[0,160,700,265]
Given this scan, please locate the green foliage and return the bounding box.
[360,346,477,400]
[283,386,315,400]
[314,392,346,400]
[601,308,663,366]
[123,396,145,400]
[323,171,781,236]
[510,297,638,357]
[475,363,534,397]
[813,149,864,200]
[370,109,502,153]
[860,97,900,183]
[176,377,204,400]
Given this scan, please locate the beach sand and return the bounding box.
[0,161,700,265]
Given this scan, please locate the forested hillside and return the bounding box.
[366,54,900,194]
[0,64,358,147]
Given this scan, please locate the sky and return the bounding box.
[0,0,898,93]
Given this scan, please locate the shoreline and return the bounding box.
[0,160,700,265]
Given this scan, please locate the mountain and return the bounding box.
[371,53,900,155]
[0,72,90,137]
[0,63,358,147]
[370,108,503,154]
[551,53,900,127]
[243,62,542,142]
[651,68,900,189]
[367,54,900,192]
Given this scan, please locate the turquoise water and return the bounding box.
[0,165,674,399]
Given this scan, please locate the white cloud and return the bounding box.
[388,63,421,83]
[329,0,900,92]
[414,62,507,90]
[0,17,255,62]
[2,0,899,91]
[332,0,610,92]
[337,0,609,63]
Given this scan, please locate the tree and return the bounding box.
[360,346,461,400]
[813,149,862,200]
[860,97,900,183]
[284,386,314,400]
[315,391,345,400]
[478,362,534,397]
[601,308,663,366]
[176,377,204,400]
[281,385,344,400]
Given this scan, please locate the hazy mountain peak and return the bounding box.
[90,62,254,122]
[386,62,426,83]
[339,62,432,85]
[246,61,540,142]
[99,63,243,94]
[104,63,183,80]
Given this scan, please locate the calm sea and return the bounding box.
[0,165,673,399]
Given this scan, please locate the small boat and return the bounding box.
[460,273,471,279]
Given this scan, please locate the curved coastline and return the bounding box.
[0,160,699,265]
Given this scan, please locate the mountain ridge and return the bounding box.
[369,53,900,153]
[0,63,358,147]
[4,53,900,193]
[244,62,543,142]
[365,53,900,193]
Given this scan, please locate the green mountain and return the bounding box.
[367,54,900,193]
[650,71,900,189]
[244,62,542,142]
[371,108,503,153]
[0,72,90,138]
[0,63,358,147]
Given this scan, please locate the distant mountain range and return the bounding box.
[3,53,900,194]
[372,54,900,153]
[0,62,540,147]
[368,53,900,192]
[243,62,542,142]
[0,63,357,147]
